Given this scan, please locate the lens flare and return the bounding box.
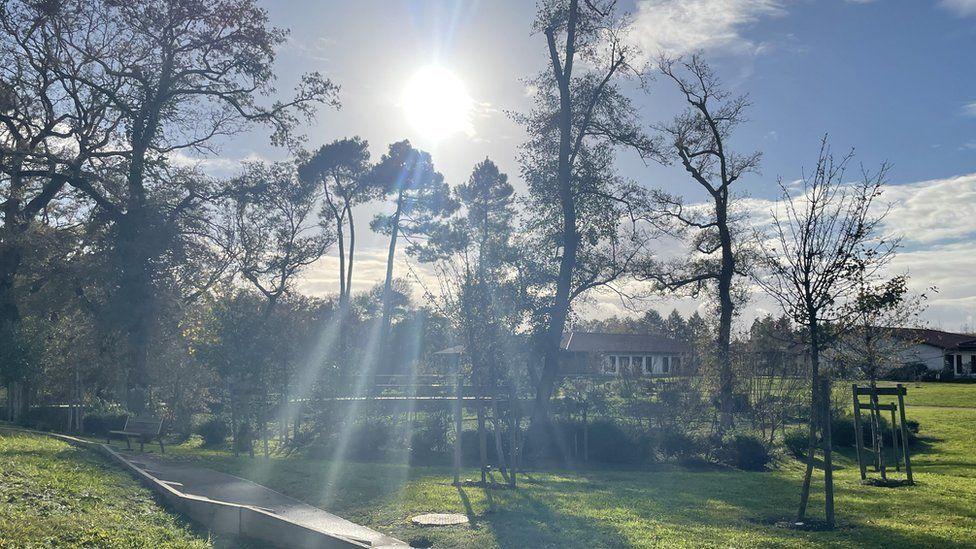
[401,65,474,143]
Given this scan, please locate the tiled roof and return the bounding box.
[888,328,976,351]
[560,331,689,354]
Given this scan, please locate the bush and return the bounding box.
[830,415,857,448]
[197,417,230,446]
[82,412,128,437]
[409,413,451,464]
[838,413,921,447]
[783,427,809,458]
[659,429,701,462]
[347,419,394,461]
[24,406,66,432]
[586,419,646,464]
[716,432,773,471]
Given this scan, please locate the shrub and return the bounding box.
[659,429,701,461]
[716,432,773,471]
[830,415,857,448]
[783,427,809,458]
[82,412,128,437]
[197,417,230,446]
[586,419,644,464]
[409,412,451,464]
[347,419,394,461]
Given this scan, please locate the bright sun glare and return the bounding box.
[401,65,474,143]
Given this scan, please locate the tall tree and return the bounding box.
[298,137,375,309]
[370,140,457,354]
[419,158,523,483]
[640,54,761,430]
[519,0,657,430]
[232,162,334,318]
[24,0,337,410]
[0,1,124,350]
[754,138,894,528]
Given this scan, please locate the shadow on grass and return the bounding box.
[160,438,976,548]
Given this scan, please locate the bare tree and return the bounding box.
[519,0,658,431]
[640,54,761,431]
[833,275,926,478]
[754,137,894,528]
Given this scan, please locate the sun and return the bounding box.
[401,65,474,143]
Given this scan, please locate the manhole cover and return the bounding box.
[411,513,469,526]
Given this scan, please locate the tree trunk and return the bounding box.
[379,189,405,365]
[0,246,23,327]
[797,320,822,523]
[716,204,735,431]
[821,376,835,528]
[345,202,356,305]
[531,0,580,434]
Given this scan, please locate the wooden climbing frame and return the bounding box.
[851,384,913,485]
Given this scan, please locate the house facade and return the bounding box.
[891,328,976,378]
[559,331,690,377]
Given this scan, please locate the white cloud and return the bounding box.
[296,173,976,331]
[939,0,976,17]
[166,150,269,177]
[741,173,976,329]
[962,101,976,117]
[630,0,784,58]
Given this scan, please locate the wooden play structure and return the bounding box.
[851,384,913,485]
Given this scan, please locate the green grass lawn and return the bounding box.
[155,382,976,548]
[0,430,213,548]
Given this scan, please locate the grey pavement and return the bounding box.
[124,453,406,548]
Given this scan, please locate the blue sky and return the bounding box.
[183,0,976,330]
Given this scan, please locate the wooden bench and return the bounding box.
[107,416,164,453]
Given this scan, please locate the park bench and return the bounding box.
[107,416,165,453]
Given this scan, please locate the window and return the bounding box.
[661,356,670,374]
[603,355,618,375]
[671,356,681,372]
[642,356,654,375]
[971,355,976,375]
[956,354,964,375]
[632,356,643,373]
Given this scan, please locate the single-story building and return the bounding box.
[890,328,976,378]
[560,331,690,377]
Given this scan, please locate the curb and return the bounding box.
[0,427,384,548]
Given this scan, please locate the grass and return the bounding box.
[5,382,974,547]
[154,382,976,548]
[0,430,213,548]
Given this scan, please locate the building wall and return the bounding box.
[566,351,685,377]
[898,343,947,372]
[897,343,976,377]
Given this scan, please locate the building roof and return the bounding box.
[560,331,689,354]
[888,328,976,351]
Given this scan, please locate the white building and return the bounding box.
[891,328,976,378]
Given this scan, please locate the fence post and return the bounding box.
[852,384,867,480]
[453,356,462,486]
[897,384,914,485]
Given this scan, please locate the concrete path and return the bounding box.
[123,452,407,548]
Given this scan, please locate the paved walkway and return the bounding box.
[123,453,406,548]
